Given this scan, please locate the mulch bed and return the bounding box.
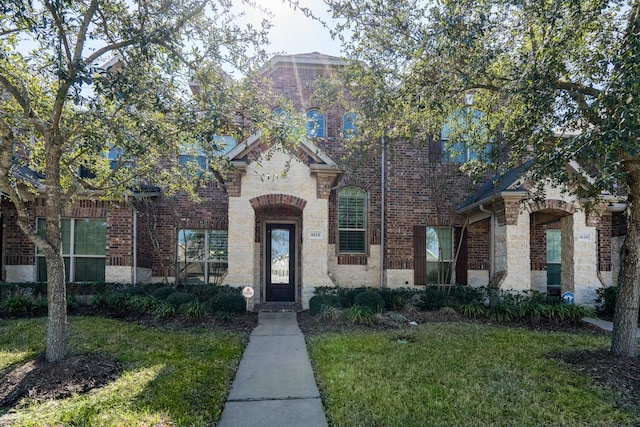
[0,354,121,409]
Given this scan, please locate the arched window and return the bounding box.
[342,111,359,138]
[305,109,325,137]
[441,108,489,163]
[337,187,367,253]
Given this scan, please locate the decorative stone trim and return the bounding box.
[249,194,307,211]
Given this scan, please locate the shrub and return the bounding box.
[346,287,369,306]
[319,305,343,322]
[379,288,416,310]
[104,292,131,310]
[165,292,198,307]
[180,301,208,319]
[209,292,246,313]
[127,295,160,313]
[0,295,38,313]
[154,302,176,318]
[416,287,450,310]
[121,286,147,296]
[309,294,341,314]
[215,310,235,321]
[459,303,485,318]
[346,305,375,324]
[151,286,177,300]
[595,286,618,315]
[354,291,385,312]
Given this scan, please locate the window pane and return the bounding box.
[305,109,325,137]
[36,218,71,254]
[427,261,452,284]
[339,230,366,253]
[74,257,105,282]
[546,229,561,264]
[74,219,106,255]
[208,230,228,262]
[178,230,206,261]
[208,261,227,285]
[178,155,206,177]
[343,112,359,138]
[177,261,206,284]
[338,188,366,229]
[426,227,453,262]
[37,256,70,282]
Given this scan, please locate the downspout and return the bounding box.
[479,204,494,280]
[132,209,137,285]
[380,136,386,289]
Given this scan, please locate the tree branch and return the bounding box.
[554,80,601,98]
[44,0,73,63]
[0,73,47,132]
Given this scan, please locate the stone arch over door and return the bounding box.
[527,199,578,296]
[250,194,307,307]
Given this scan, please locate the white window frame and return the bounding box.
[337,187,367,254]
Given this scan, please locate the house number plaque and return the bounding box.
[308,230,323,240]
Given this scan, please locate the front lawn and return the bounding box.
[0,316,247,426]
[308,323,640,426]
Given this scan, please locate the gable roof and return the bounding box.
[225,131,340,173]
[457,160,533,212]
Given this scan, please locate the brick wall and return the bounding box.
[383,142,476,270]
[467,219,490,270]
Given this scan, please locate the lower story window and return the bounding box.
[426,227,453,285]
[37,218,106,282]
[177,229,228,284]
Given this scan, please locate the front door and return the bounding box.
[266,224,295,302]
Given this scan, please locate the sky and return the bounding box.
[238,0,343,58]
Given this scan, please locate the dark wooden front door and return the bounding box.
[266,224,295,302]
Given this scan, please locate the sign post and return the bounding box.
[242,286,255,311]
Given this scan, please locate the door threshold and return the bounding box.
[258,302,301,312]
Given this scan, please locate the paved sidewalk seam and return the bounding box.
[227,395,321,403]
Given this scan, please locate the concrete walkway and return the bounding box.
[582,317,640,337]
[218,312,328,427]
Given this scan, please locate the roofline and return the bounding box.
[457,191,529,215]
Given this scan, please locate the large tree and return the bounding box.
[0,0,274,362]
[323,0,640,356]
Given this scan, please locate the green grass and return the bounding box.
[0,316,248,426]
[308,323,640,427]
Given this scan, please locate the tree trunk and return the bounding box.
[46,253,68,362]
[44,132,68,362]
[611,162,640,357]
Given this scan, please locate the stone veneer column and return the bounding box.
[562,211,599,304]
[500,210,531,291]
[225,197,256,289]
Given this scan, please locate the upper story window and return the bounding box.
[37,218,106,282]
[441,108,489,163]
[342,112,359,138]
[305,109,325,138]
[337,187,367,254]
